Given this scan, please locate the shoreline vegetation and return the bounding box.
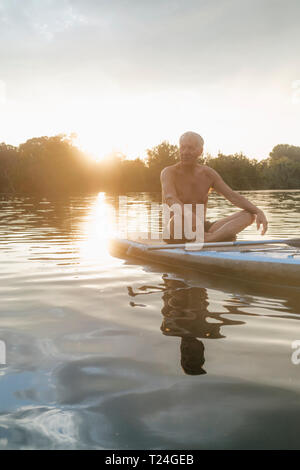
[1,134,300,195]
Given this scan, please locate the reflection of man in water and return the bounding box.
[161,277,244,376]
[128,275,243,376]
[180,338,206,376]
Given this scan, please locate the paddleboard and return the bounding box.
[110,237,300,288]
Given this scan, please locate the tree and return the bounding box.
[1,134,300,194]
[206,153,259,190]
[266,157,300,189]
[0,143,19,192]
[146,141,179,190]
[269,144,300,163]
[119,158,148,192]
[17,134,95,194]
[97,152,125,193]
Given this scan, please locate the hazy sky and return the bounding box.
[0,0,299,160]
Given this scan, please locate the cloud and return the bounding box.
[1,0,299,90]
[0,0,299,156]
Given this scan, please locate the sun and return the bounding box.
[74,132,114,161]
[66,90,184,162]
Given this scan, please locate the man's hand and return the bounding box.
[255,209,268,235]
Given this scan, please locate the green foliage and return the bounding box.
[205,153,260,190]
[269,144,300,163]
[0,143,19,192]
[0,136,300,194]
[97,153,125,193]
[262,144,300,189]
[264,157,300,189]
[119,158,148,192]
[146,141,179,190]
[146,141,179,170]
[0,135,99,195]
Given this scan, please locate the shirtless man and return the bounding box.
[160,131,268,243]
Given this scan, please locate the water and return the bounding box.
[0,190,300,449]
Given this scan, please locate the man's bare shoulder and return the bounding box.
[160,163,180,176]
[202,165,218,178]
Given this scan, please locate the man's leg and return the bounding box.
[163,210,255,244]
[164,213,198,244]
[163,214,186,244]
[205,210,255,243]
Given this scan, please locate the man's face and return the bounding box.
[179,137,203,166]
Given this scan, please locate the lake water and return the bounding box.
[0,190,300,449]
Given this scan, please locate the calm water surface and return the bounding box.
[0,190,300,449]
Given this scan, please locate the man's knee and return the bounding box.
[241,210,255,225]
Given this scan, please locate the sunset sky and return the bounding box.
[0,0,299,160]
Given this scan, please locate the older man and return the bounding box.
[160,131,268,243]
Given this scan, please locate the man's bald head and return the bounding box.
[179,132,204,167]
[179,132,204,148]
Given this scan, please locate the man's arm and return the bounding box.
[160,168,184,209]
[208,167,268,235]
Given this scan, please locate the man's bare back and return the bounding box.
[161,132,268,243]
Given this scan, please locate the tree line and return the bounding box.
[0,134,300,195]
